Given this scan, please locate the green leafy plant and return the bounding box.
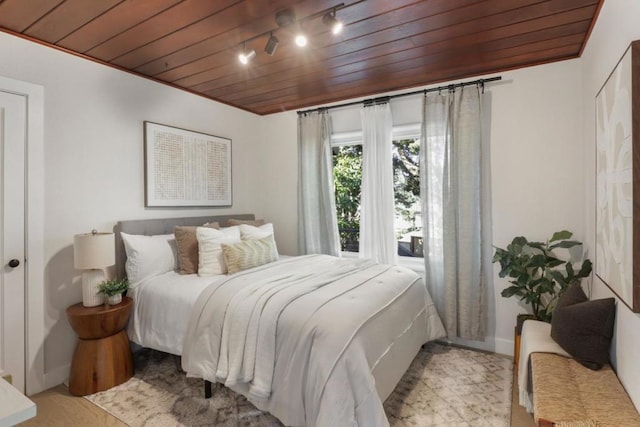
[492,230,592,322]
[97,278,129,297]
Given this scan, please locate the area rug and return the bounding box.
[86,342,512,426]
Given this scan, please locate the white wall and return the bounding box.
[260,58,585,356]
[260,112,299,256]
[459,59,585,354]
[580,0,640,409]
[0,31,263,391]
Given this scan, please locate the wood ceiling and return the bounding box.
[0,0,602,115]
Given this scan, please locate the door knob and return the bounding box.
[8,259,20,268]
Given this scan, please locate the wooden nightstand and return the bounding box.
[66,297,133,396]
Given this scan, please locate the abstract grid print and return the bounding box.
[86,343,512,427]
[145,122,232,207]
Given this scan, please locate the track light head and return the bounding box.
[295,33,308,47]
[238,47,255,65]
[322,12,343,35]
[264,33,279,56]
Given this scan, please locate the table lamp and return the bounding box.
[74,230,115,307]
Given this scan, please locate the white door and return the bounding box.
[0,90,26,393]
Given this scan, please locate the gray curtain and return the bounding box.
[297,111,341,256]
[421,85,490,340]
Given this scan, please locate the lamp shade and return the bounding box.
[73,232,115,269]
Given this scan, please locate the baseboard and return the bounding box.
[494,337,514,357]
[43,363,70,391]
[2,374,12,384]
[449,336,515,357]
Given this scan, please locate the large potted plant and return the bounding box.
[493,230,592,324]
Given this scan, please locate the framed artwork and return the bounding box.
[595,40,640,312]
[144,122,232,207]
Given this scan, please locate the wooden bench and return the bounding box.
[530,352,640,427]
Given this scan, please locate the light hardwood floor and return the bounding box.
[19,372,536,426]
[18,385,125,427]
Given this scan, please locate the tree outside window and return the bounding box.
[332,138,423,257]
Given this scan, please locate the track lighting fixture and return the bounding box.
[264,32,279,56]
[238,44,255,65]
[237,3,345,65]
[323,10,343,35]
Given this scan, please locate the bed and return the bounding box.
[115,215,445,427]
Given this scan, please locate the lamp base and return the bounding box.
[82,269,105,307]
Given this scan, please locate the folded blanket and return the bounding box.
[518,319,571,412]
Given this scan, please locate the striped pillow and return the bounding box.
[221,235,278,274]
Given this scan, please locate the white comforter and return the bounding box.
[181,254,445,427]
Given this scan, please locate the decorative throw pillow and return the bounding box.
[227,218,266,226]
[239,223,274,240]
[221,235,279,275]
[174,223,219,274]
[550,284,616,370]
[121,232,177,287]
[196,226,241,276]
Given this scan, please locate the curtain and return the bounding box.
[421,86,490,340]
[297,111,341,256]
[359,103,397,264]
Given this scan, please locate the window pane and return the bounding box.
[332,139,423,258]
[332,145,362,252]
[393,139,423,258]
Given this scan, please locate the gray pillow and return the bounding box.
[550,284,615,370]
[227,218,266,226]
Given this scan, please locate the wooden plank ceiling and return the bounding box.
[0,0,602,115]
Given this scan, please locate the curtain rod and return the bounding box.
[296,76,502,115]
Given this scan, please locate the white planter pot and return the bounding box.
[107,294,122,305]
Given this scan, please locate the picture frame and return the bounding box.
[144,121,232,207]
[595,40,640,312]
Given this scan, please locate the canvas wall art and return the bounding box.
[595,40,640,312]
[144,122,232,207]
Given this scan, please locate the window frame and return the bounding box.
[331,123,425,270]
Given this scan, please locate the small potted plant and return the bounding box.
[492,230,592,326]
[97,278,129,306]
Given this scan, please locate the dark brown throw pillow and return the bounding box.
[550,284,615,370]
[174,223,219,274]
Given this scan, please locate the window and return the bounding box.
[332,136,423,257]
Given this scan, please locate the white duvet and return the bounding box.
[127,271,218,355]
[181,254,445,427]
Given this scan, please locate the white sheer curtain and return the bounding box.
[359,103,397,264]
[297,110,341,256]
[421,86,491,340]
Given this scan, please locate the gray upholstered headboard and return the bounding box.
[113,214,255,280]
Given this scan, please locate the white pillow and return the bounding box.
[121,232,177,287]
[239,223,274,240]
[197,226,241,276]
